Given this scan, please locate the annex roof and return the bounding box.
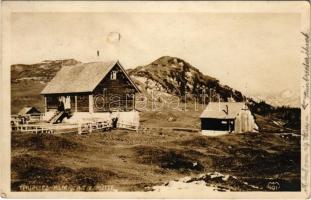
[200,102,247,119]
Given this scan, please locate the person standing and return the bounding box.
[111,111,119,129]
[57,97,65,112]
[64,96,71,118]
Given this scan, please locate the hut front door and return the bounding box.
[229,120,235,133]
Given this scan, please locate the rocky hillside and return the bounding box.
[129,56,245,103]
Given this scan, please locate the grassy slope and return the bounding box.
[11,80,46,114]
[12,129,300,191]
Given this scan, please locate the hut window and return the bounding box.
[111,71,117,80]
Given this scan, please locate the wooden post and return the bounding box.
[89,94,94,113]
[133,94,136,111]
[44,96,47,113]
[125,94,128,111]
[75,95,78,112]
[78,123,82,135]
[89,123,93,133]
[241,116,243,133]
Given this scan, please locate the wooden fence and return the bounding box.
[11,124,53,134]
[11,121,112,135]
[117,122,138,131]
[11,113,139,134]
[10,120,141,134]
[77,120,112,134]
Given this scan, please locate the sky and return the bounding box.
[10,12,301,103]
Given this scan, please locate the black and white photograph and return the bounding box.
[0,1,310,198]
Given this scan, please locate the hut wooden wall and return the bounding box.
[93,65,136,112]
[70,96,75,110]
[77,95,89,112]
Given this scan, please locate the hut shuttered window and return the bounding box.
[110,71,117,80]
[46,96,59,111]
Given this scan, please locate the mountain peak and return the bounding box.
[148,56,189,68]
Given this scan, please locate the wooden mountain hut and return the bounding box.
[40,60,140,122]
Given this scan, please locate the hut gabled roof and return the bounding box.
[18,107,41,115]
[200,102,247,119]
[41,60,139,94]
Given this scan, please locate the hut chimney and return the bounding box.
[222,104,229,115]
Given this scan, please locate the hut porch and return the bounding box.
[44,93,136,114]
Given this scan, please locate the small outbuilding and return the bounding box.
[200,102,258,136]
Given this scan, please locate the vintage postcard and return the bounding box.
[0,1,310,199]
